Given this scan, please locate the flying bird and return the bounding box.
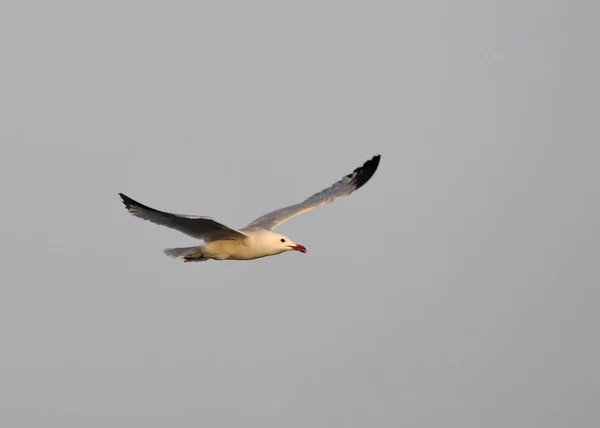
[119,155,381,262]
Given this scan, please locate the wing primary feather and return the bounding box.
[348,154,380,190]
[120,193,163,216]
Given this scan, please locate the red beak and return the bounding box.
[289,244,307,254]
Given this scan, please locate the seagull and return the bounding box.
[119,155,381,262]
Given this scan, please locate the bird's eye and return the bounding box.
[280,239,286,243]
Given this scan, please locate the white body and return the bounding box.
[202,229,296,260]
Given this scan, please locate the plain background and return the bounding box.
[1,0,599,427]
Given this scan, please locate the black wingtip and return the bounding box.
[119,193,166,216]
[119,192,135,211]
[118,192,151,213]
[348,154,381,190]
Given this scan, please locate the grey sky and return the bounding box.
[1,0,599,427]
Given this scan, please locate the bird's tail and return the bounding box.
[163,246,208,263]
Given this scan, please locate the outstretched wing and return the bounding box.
[119,193,247,241]
[246,155,381,230]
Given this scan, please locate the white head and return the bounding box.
[256,231,307,256]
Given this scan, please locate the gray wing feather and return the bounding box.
[246,155,381,230]
[119,193,247,241]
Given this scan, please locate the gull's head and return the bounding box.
[272,233,307,254]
